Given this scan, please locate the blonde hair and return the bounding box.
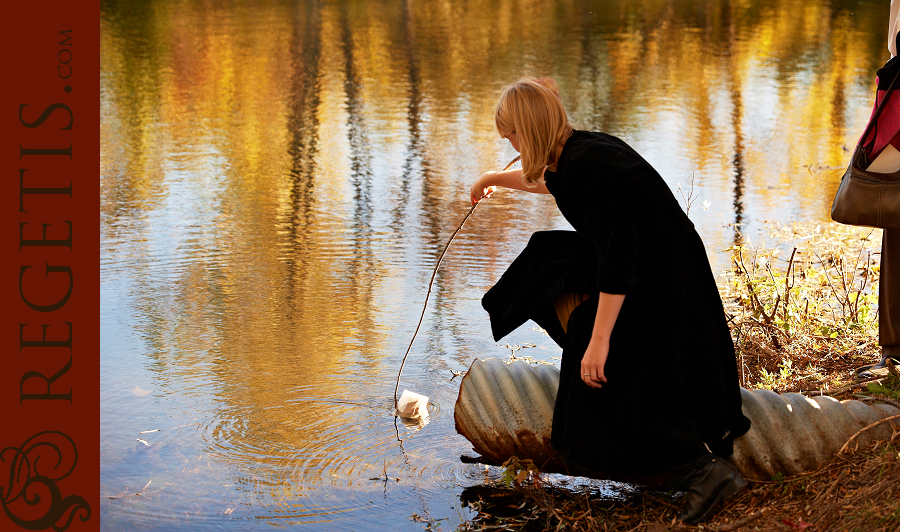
[495,77,574,184]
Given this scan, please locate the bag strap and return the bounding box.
[859,60,900,156]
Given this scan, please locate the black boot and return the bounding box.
[676,454,746,524]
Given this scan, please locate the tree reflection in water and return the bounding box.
[100,0,890,529]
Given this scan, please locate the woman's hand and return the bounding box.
[471,172,498,205]
[581,292,624,389]
[468,167,545,204]
[580,336,609,389]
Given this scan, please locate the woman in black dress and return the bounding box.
[470,78,751,524]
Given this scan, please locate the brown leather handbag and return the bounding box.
[831,65,900,230]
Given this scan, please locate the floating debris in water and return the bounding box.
[395,389,428,419]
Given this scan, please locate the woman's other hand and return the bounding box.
[581,336,609,389]
[581,292,624,389]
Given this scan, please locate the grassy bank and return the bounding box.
[722,221,883,394]
[456,435,899,531]
[455,222,899,532]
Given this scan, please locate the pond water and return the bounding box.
[100,0,890,529]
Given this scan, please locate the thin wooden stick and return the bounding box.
[713,507,768,531]
[838,413,900,454]
[801,376,884,397]
[859,395,900,411]
[811,471,845,507]
[393,156,521,411]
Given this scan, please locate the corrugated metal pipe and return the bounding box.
[454,358,900,481]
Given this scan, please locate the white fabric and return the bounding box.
[891,0,900,57]
[870,2,900,172]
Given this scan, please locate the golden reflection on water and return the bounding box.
[101,0,890,529]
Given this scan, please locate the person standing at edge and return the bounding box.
[854,2,900,378]
[470,78,751,524]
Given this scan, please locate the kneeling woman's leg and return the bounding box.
[553,292,590,334]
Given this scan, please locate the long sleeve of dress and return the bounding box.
[572,160,637,295]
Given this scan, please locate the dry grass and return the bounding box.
[722,222,883,394]
[458,434,900,531]
[456,222,900,532]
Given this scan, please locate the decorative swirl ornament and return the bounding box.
[1,431,91,530]
[454,359,900,481]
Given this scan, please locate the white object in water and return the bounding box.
[396,389,429,419]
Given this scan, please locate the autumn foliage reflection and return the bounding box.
[100,0,889,524]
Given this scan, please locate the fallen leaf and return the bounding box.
[782,519,816,531]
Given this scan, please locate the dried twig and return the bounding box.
[859,395,900,411]
[733,251,774,324]
[802,377,884,397]
[838,413,900,454]
[811,470,845,507]
[106,480,152,500]
[713,507,768,531]
[741,335,780,359]
[677,171,698,217]
[782,248,797,326]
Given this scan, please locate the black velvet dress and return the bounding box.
[482,131,751,478]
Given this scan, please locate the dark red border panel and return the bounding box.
[2,2,100,531]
